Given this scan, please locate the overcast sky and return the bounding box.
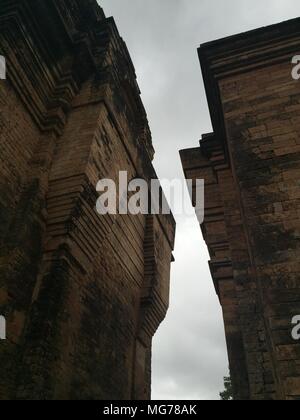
[100,0,300,400]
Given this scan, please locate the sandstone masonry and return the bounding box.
[181,19,300,400]
[0,0,175,400]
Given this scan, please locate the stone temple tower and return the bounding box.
[0,0,175,400]
[181,18,300,400]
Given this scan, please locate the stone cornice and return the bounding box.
[198,17,300,163]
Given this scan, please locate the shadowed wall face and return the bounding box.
[0,0,175,400]
[181,19,300,400]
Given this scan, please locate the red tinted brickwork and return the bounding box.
[181,19,300,400]
[0,0,175,400]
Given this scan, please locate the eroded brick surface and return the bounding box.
[0,0,175,400]
[181,19,300,400]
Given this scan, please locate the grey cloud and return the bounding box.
[100,0,300,400]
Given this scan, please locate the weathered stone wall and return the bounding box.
[0,0,175,400]
[181,19,300,400]
[219,60,300,400]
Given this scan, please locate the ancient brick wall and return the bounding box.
[0,0,175,400]
[181,19,300,400]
